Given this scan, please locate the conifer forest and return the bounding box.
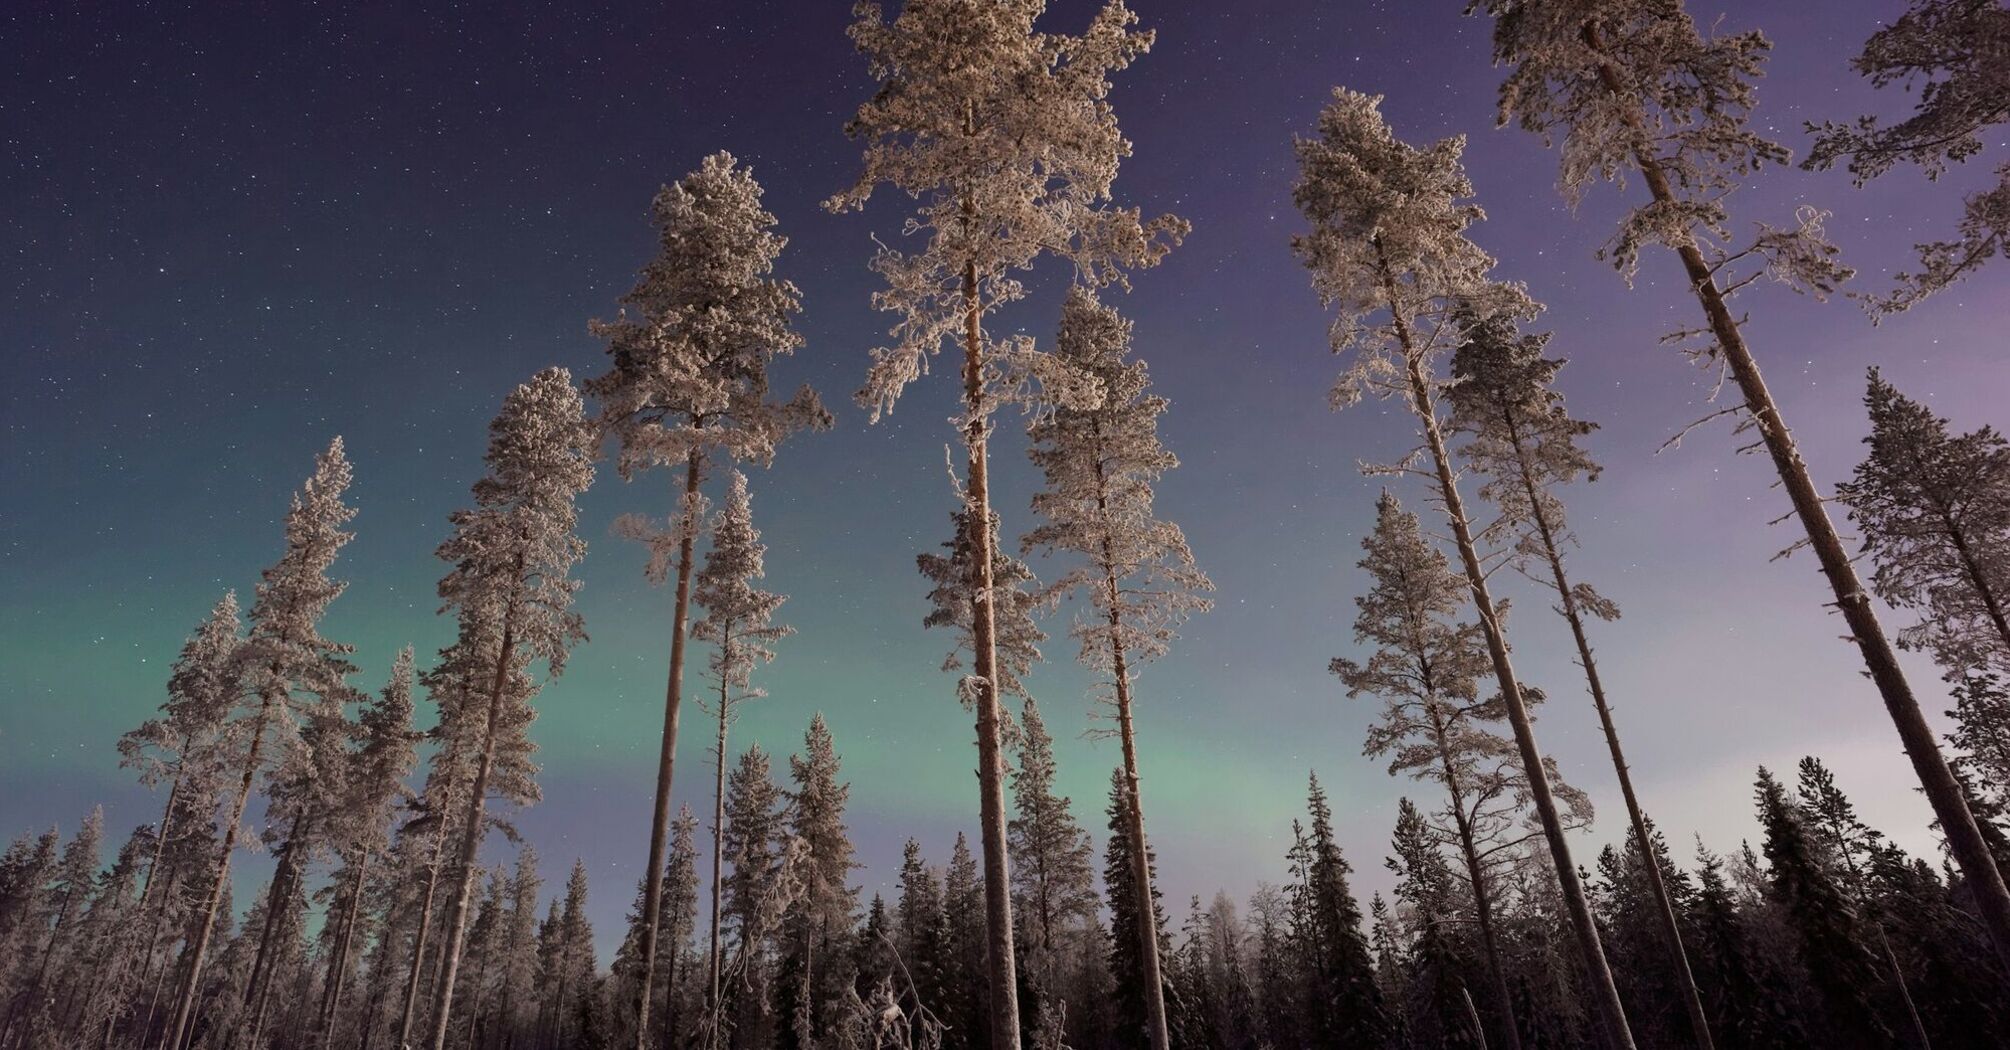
[10,2,2010,1049]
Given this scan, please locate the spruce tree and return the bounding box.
[829,5,1183,1040]
[1104,767,1169,1050]
[1471,0,2010,968]
[1289,775,1391,1049]
[1753,768,1891,1049]
[783,714,859,1047]
[589,151,828,1049]
[1007,698,1098,1009]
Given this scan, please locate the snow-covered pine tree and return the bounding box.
[1471,0,2010,969]
[1805,0,2010,313]
[1445,310,1714,1045]
[313,647,419,1049]
[828,4,1185,1040]
[1021,288,1212,1050]
[783,714,860,1046]
[1837,368,2010,679]
[589,151,829,1049]
[1008,697,1098,1013]
[423,367,595,1050]
[1334,490,1593,1050]
[690,471,794,1023]
[163,437,357,1050]
[105,592,240,1046]
[0,808,101,1046]
[920,508,1047,709]
[1291,87,1636,1048]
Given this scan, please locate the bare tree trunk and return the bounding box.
[707,675,730,1029]
[961,245,1023,1050]
[1460,983,1492,1050]
[1576,19,2010,973]
[1502,418,1716,1049]
[636,451,704,1050]
[1387,293,1636,1048]
[1099,559,1170,1050]
[425,614,520,1050]
[244,815,312,1050]
[399,832,450,1048]
[162,700,277,1050]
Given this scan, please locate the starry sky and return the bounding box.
[4,0,2007,958]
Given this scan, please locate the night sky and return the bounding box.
[5,0,2006,957]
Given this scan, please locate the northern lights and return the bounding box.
[5,0,2007,960]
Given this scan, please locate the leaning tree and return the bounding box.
[1292,87,1637,1047]
[1471,0,2010,968]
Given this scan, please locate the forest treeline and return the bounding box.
[4,1,2009,1049]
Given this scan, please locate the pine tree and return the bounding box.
[424,367,596,1050]
[1472,0,2010,969]
[163,437,357,1050]
[828,4,1184,1041]
[1948,671,2010,820]
[1753,768,1891,1049]
[1334,488,1590,1050]
[1021,288,1212,1050]
[1837,368,2010,678]
[1384,798,1484,1050]
[1446,309,1715,1047]
[692,471,793,1026]
[895,839,948,1022]
[1805,0,2010,313]
[498,845,544,1050]
[941,834,989,1050]
[0,809,101,1046]
[315,648,420,1049]
[1007,698,1097,1009]
[919,509,1046,708]
[107,591,240,1046]
[1291,86,1636,1049]
[589,150,828,1050]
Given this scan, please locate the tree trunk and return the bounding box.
[961,245,1023,1050]
[1460,983,1492,1050]
[424,614,520,1050]
[1576,19,2010,974]
[1101,568,1170,1050]
[1503,413,1717,1049]
[707,675,730,1035]
[243,814,312,1049]
[162,698,277,1050]
[1388,297,1636,1048]
[1940,515,2010,664]
[636,451,704,1050]
[89,777,182,1049]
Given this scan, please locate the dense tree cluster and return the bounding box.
[10,2,2010,1049]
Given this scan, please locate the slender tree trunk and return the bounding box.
[399,831,450,1048]
[1576,20,2010,973]
[314,853,371,1050]
[636,451,704,1050]
[707,674,730,1029]
[1099,561,1170,1050]
[1387,294,1636,1048]
[1501,414,1716,1049]
[425,613,520,1050]
[163,700,277,1050]
[463,914,499,1050]
[7,880,81,1047]
[960,246,1022,1050]
[88,778,183,1049]
[1424,703,1524,1050]
[1460,983,1491,1050]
